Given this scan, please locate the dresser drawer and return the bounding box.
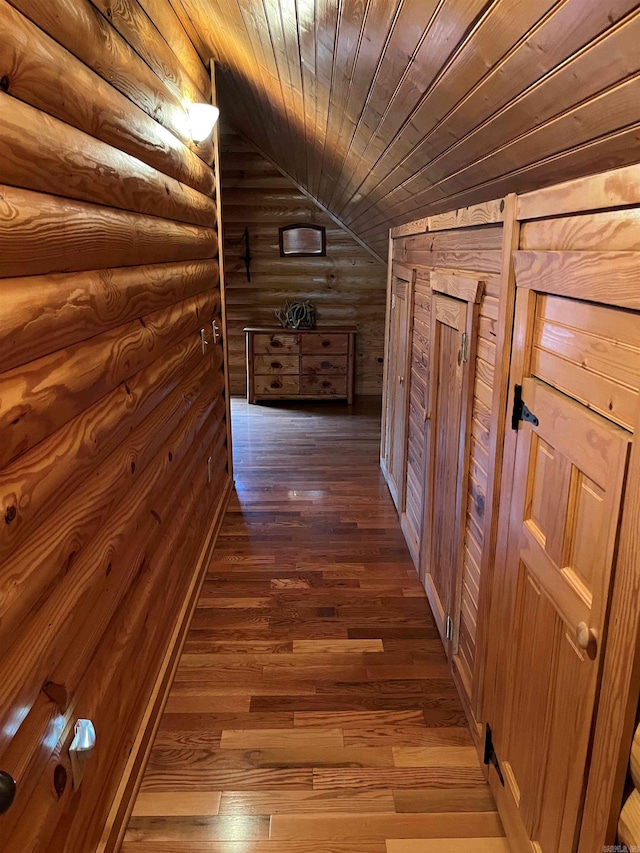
[254,375,300,396]
[253,333,300,355]
[301,333,349,355]
[254,355,300,374]
[301,355,348,375]
[301,375,348,396]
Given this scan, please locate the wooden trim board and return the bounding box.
[211,61,234,481]
[390,200,505,239]
[517,162,640,221]
[431,272,485,304]
[97,475,233,853]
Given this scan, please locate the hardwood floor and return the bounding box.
[124,397,508,853]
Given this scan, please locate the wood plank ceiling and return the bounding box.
[179,0,640,258]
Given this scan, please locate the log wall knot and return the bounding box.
[53,765,67,799]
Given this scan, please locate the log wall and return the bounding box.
[220,128,387,396]
[0,4,231,851]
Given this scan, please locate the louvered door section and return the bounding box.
[381,265,414,510]
[400,270,431,568]
[423,274,483,648]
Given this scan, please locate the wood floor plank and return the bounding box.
[164,696,251,713]
[132,792,222,817]
[256,746,396,768]
[127,399,504,849]
[294,711,426,728]
[312,767,486,790]
[343,727,473,748]
[392,746,480,767]
[392,787,496,814]
[123,843,386,852]
[220,728,344,749]
[293,640,384,653]
[140,766,313,792]
[386,840,511,853]
[270,812,504,840]
[126,815,269,841]
[218,789,396,814]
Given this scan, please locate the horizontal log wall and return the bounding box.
[0,4,230,851]
[220,128,387,396]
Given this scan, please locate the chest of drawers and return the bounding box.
[245,327,356,404]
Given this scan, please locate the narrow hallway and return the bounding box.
[124,399,508,852]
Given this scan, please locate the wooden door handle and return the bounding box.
[576,622,597,653]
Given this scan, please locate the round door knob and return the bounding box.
[399,376,405,384]
[576,622,597,653]
[0,771,16,814]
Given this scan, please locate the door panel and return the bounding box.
[384,274,412,509]
[495,376,631,852]
[424,293,469,636]
[400,274,431,569]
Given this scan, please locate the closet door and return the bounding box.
[423,282,479,645]
[382,268,413,509]
[495,376,629,852]
[487,284,636,853]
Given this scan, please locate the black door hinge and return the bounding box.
[483,724,505,786]
[511,384,539,431]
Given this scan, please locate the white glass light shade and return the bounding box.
[187,103,220,143]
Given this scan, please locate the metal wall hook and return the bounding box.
[69,719,96,789]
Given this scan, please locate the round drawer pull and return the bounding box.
[0,771,16,815]
[321,380,331,388]
[271,339,282,348]
[271,361,282,369]
[270,381,281,389]
[321,339,331,347]
[320,361,331,369]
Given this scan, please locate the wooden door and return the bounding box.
[423,292,471,641]
[399,272,431,569]
[382,269,412,509]
[490,353,631,851]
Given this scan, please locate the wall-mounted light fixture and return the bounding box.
[187,103,220,143]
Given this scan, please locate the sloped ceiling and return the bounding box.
[178,0,640,257]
